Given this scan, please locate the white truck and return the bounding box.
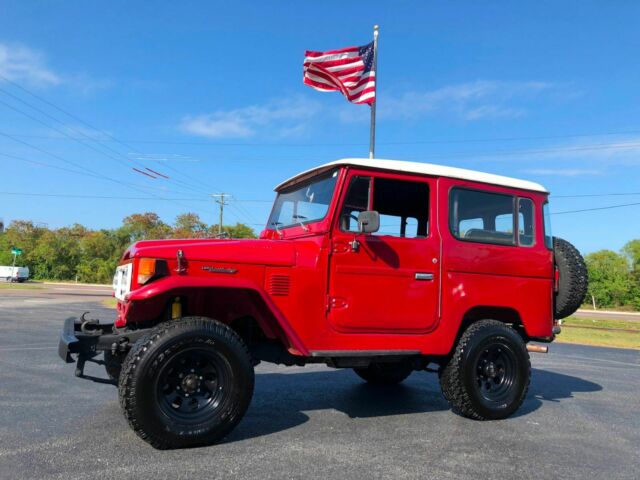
[0,266,30,282]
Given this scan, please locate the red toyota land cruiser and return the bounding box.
[59,158,587,449]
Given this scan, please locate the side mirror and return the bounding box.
[357,210,380,234]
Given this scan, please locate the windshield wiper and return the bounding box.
[270,221,283,235]
[292,215,309,232]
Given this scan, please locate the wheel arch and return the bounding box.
[456,305,528,346]
[125,277,309,356]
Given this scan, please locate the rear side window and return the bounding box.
[518,198,535,247]
[543,202,553,249]
[450,188,515,246]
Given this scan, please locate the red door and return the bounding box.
[328,170,440,333]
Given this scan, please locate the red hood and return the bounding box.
[123,238,296,267]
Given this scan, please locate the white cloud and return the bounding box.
[180,96,322,139]
[379,80,553,121]
[523,168,602,176]
[0,43,61,87]
[0,42,111,93]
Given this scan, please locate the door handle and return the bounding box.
[415,272,434,281]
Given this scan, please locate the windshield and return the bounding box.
[268,170,339,230]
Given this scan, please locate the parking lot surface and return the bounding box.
[0,286,639,480]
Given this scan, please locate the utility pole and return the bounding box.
[212,193,230,237]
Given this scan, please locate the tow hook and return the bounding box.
[526,344,548,354]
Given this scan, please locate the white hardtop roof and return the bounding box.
[276,158,548,193]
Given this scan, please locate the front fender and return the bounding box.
[119,275,309,356]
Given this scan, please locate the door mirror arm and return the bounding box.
[349,237,360,252]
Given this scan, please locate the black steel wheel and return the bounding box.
[440,320,530,420]
[119,317,254,449]
[474,343,518,407]
[156,347,233,425]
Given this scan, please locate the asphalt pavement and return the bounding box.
[0,286,638,480]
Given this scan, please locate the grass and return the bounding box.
[556,316,640,350]
[0,282,43,290]
[101,298,118,309]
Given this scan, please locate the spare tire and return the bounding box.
[553,237,588,319]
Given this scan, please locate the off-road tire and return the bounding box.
[118,317,255,449]
[553,237,588,319]
[354,361,413,385]
[439,320,530,420]
[103,350,123,382]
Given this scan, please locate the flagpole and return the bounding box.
[369,25,379,159]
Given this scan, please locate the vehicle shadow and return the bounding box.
[224,367,602,443]
[515,367,603,417]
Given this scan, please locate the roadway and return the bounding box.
[0,285,638,479]
[573,308,640,321]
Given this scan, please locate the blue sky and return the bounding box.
[0,1,639,254]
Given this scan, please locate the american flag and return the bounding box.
[303,42,376,105]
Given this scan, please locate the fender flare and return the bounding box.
[126,276,309,356]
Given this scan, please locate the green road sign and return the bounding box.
[11,248,23,256]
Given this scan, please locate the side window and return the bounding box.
[372,177,429,238]
[450,188,515,245]
[543,202,553,249]
[340,176,371,232]
[518,198,535,246]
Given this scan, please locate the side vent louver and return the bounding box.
[268,274,291,296]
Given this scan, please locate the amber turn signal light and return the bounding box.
[137,258,157,285]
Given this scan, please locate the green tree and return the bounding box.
[219,223,257,239]
[29,227,82,280]
[173,213,209,239]
[121,212,172,242]
[622,239,640,309]
[585,250,633,308]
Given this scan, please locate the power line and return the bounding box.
[0,91,212,199]
[0,191,213,201]
[3,189,640,217]
[0,151,214,198]
[0,134,211,215]
[0,81,232,216]
[554,192,640,198]
[0,74,230,200]
[551,201,640,215]
[3,128,640,147]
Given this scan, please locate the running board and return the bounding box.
[309,350,421,357]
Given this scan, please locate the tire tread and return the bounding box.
[439,320,530,420]
[118,316,254,449]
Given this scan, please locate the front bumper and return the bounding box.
[58,316,149,379]
[58,317,121,363]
